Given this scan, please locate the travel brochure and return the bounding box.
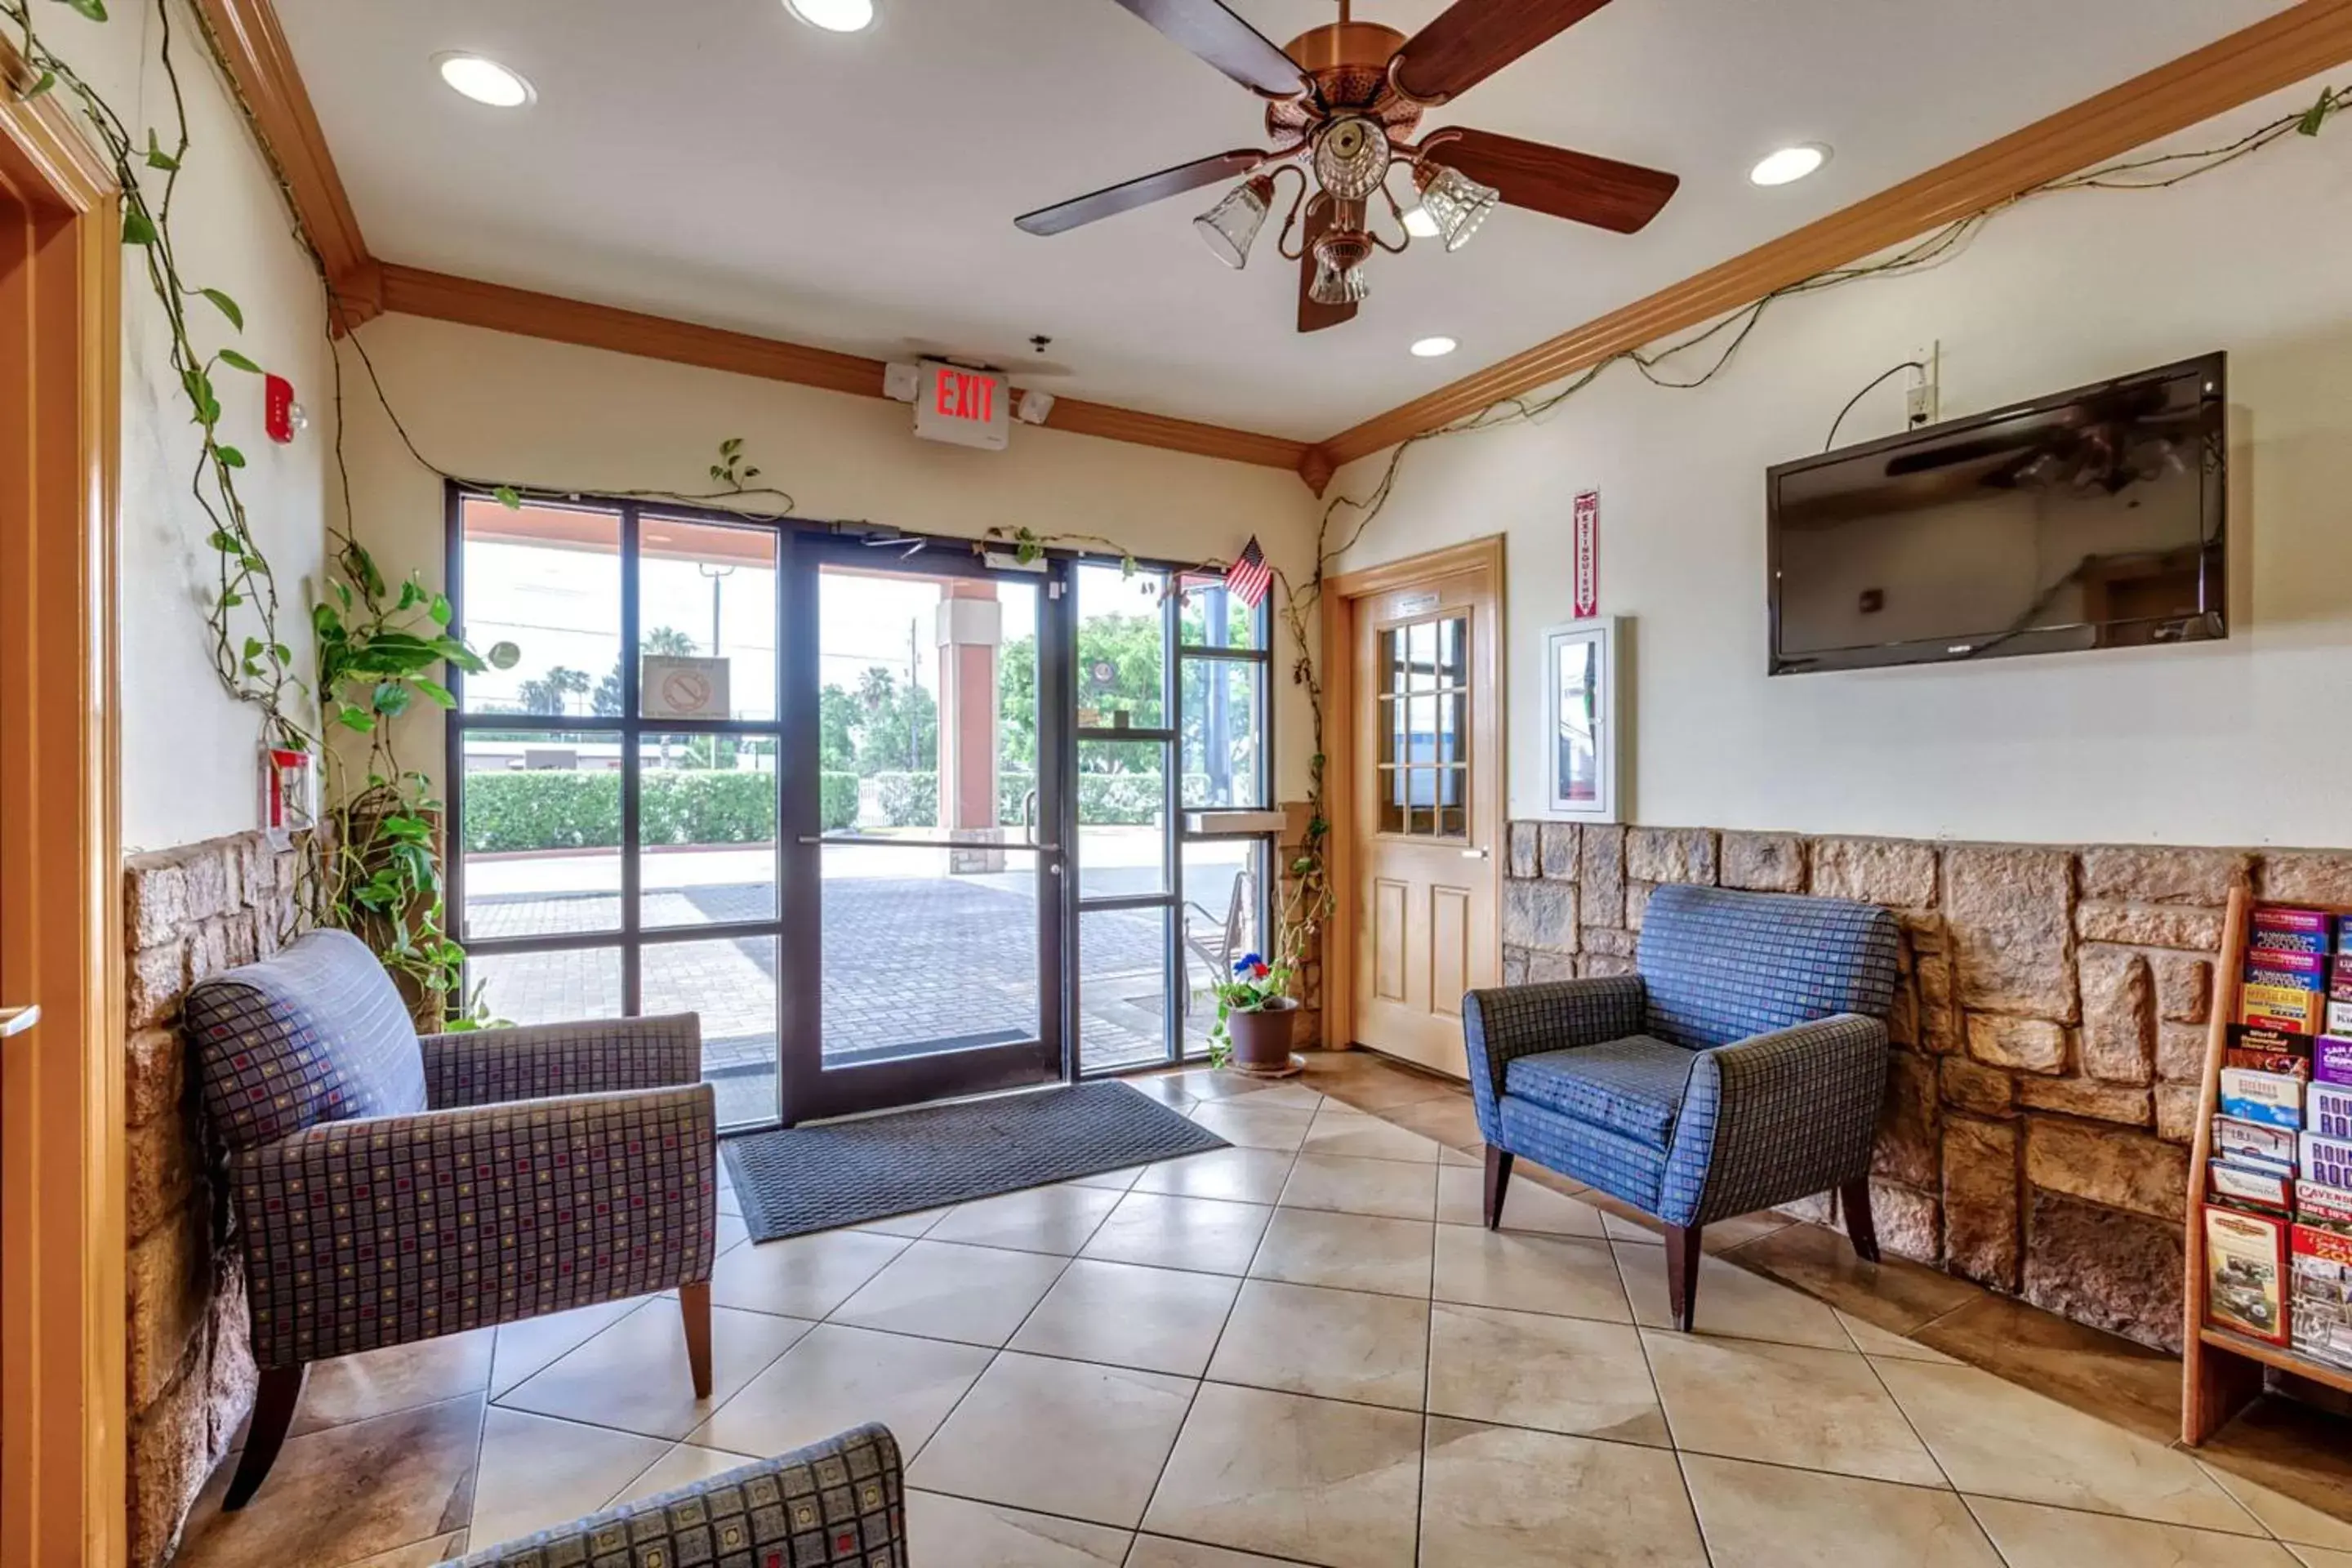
[2203,905,2352,1370]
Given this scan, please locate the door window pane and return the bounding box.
[1374,612,1469,841]
[1076,738,1167,898]
[639,734,778,928]
[1080,906,1171,1073]
[1180,659,1266,808]
[635,518,779,721]
[457,730,621,939]
[644,935,778,1131]
[467,947,622,1027]
[820,842,1040,1064]
[1076,563,1165,728]
[459,497,621,716]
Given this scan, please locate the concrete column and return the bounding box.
[935,581,1003,872]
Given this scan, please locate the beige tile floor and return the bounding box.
[170,1057,2352,1568]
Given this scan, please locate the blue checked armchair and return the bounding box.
[186,929,717,1508]
[445,1423,906,1567]
[1463,884,1899,1330]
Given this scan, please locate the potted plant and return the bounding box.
[1209,950,1304,1078]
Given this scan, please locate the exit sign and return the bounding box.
[914,360,1010,451]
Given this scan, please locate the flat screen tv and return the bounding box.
[1766,352,2225,675]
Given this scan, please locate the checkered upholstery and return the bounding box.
[421,1015,702,1108]
[1637,885,1899,1049]
[447,1423,905,1568]
[191,930,718,1370]
[186,928,428,1152]
[1465,887,1897,1230]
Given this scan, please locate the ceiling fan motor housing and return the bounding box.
[1267,23,1424,143]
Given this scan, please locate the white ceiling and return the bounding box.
[276,0,2294,441]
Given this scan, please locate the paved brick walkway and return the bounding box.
[467,875,1217,1125]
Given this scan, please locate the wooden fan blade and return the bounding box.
[1392,0,1614,103]
[1425,127,1678,234]
[1016,149,1264,237]
[1107,0,1312,97]
[1298,198,1358,335]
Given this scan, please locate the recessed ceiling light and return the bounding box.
[1748,143,1830,187]
[435,54,533,108]
[1410,336,1459,359]
[786,0,876,31]
[1402,206,1441,239]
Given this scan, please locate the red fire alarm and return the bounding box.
[265,373,298,443]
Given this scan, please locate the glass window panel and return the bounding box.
[1180,658,1266,809]
[1080,906,1172,1074]
[1557,635,1600,806]
[820,842,1039,1063]
[466,947,622,1027]
[1379,787,1404,835]
[1177,573,1263,650]
[1076,562,1165,728]
[1381,628,1405,700]
[459,497,621,716]
[638,734,778,928]
[644,935,778,1132]
[1376,697,1399,768]
[457,730,621,939]
[635,517,780,721]
[1438,803,1467,839]
[1077,737,1168,898]
[1405,695,1437,766]
[1435,692,1464,764]
[1407,801,1432,837]
[1437,615,1467,689]
[1406,620,1438,693]
[1181,838,1266,1056]
[992,580,1045,828]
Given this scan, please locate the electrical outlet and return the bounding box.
[1906,340,1941,425]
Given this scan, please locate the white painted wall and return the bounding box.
[332,314,1322,797]
[50,2,333,852]
[1326,83,2352,850]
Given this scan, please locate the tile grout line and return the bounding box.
[1610,1241,1716,1568]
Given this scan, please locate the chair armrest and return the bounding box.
[234,1081,717,1367]
[1660,1013,1886,1228]
[1461,977,1647,1142]
[419,1013,702,1108]
[448,1423,902,1567]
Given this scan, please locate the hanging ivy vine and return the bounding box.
[7,0,2341,1035]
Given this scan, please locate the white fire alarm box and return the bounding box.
[913,359,1011,451]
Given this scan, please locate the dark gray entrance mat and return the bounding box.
[722,1081,1229,1242]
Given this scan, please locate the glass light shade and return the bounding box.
[1414,162,1500,252]
[1314,117,1392,202]
[1308,246,1370,307]
[1193,177,1273,270]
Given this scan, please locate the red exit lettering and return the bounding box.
[933,368,996,424]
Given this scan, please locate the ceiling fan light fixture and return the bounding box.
[1308,233,1372,307]
[1414,162,1499,252]
[1314,117,1394,202]
[785,0,876,32]
[1401,205,1441,240]
[1193,176,1274,270]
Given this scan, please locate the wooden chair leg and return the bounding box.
[1839,1177,1881,1264]
[1664,1224,1704,1332]
[222,1364,305,1511]
[1482,1147,1514,1230]
[680,1280,714,1400]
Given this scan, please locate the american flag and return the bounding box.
[1225,536,1273,608]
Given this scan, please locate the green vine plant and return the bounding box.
[8,0,2341,1037]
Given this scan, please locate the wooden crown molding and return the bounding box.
[372,263,1312,470]
[1307,0,2352,478]
[192,0,369,283]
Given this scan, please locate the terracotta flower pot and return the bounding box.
[1226,997,1302,1077]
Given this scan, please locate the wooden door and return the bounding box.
[1347,562,1500,1077]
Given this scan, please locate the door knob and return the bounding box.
[0,1004,39,1038]
[1461,847,1490,860]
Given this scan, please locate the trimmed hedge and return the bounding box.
[462,768,853,853]
[874,771,937,828]
[996,772,1182,827]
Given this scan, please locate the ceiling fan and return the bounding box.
[1014,0,1680,333]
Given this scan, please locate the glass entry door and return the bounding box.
[777,537,1070,1122]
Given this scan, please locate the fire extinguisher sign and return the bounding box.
[1572,490,1600,619]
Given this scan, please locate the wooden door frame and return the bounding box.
[1320,535,1506,1055]
[0,42,127,1568]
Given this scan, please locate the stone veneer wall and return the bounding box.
[123,831,310,1568]
[1501,821,2352,1353]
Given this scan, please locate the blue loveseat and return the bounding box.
[1463,884,1900,1330]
